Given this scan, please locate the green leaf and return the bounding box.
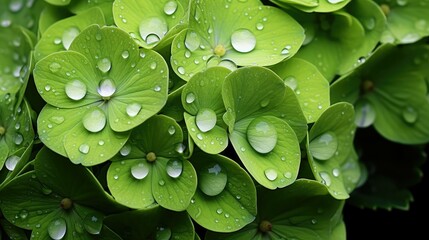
[271,0,351,13]
[206,179,345,240]
[171,0,304,80]
[45,0,71,6]
[182,67,230,154]
[188,151,257,233]
[160,85,185,122]
[270,58,330,123]
[0,219,28,240]
[113,0,187,49]
[34,7,106,62]
[69,1,115,25]
[307,102,356,199]
[37,5,72,35]
[375,0,429,44]
[0,0,46,33]
[107,115,197,211]
[105,206,194,240]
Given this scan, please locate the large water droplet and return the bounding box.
[131,162,149,180]
[309,131,338,160]
[230,28,256,53]
[14,134,23,145]
[83,213,103,235]
[283,76,298,91]
[9,0,24,12]
[247,117,277,154]
[126,103,142,117]
[166,159,183,178]
[198,163,227,196]
[196,108,217,132]
[156,226,172,240]
[264,169,278,181]
[164,0,178,15]
[97,58,112,73]
[218,59,237,71]
[48,218,67,240]
[139,17,168,45]
[82,108,106,133]
[402,106,418,123]
[5,155,20,171]
[185,31,201,52]
[62,27,80,50]
[185,92,195,103]
[97,79,116,98]
[79,144,90,154]
[354,100,376,128]
[65,80,87,101]
[319,171,332,186]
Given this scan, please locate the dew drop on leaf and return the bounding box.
[168,125,176,135]
[402,106,418,124]
[196,108,217,132]
[283,76,298,90]
[97,58,112,73]
[49,62,61,73]
[166,159,183,178]
[309,131,338,160]
[319,171,332,186]
[354,100,376,128]
[120,144,131,156]
[97,79,116,98]
[177,66,185,75]
[9,0,24,12]
[79,144,90,154]
[332,168,340,177]
[327,0,345,4]
[14,133,23,145]
[247,117,277,154]
[126,103,142,117]
[156,226,172,240]
[139,17,168,45]
[62,27,80,50]
[83,213,103,235]
[48,218,67,240]
[185,31,201,52]
[131,162,149,180]
[185,92,195,103]
[121,50,129,59]
[230,28,256,53]
[264,168,278,181]
[5,155,20,171]
[65,80,87,101]
[198,162,227,196]
[82,108,106,133]
[163,0,178,15]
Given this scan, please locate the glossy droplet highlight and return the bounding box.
[97,79,116,98]
[196,108,217,132]
[283,76,298,90]
[131,162,149,180]
[247,117,277,154]
[164,0,178,15]
[48,218,67,240]
[168,125,176,135]
[139,17,168,45]
[97,58,112,73]
[83,108,106,133]
[231,28,256,53]
[166,159,183,178]
[186,92,195,103]
[198,163,227,196]
[264,169,278,181]
[319,171,332,186]
[402,106,418,123]
[126,103,142,117]
[65,80,87,101]
[354,100,376,128]
[14,134,23,145]
[49,62,61,73]
[121,50,129,59]
[83,213,103,235]
[79,144,90,154]
[120,144,131,156]
[62,27,80,50]
[185,31,201,52]
[309,131,338,160]
[5,155,20,171]
[327,0,345,4]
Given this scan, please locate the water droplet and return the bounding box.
[126,103,142,117]
[156,226,172,240]
[260,99,269,108]
[50,116,65,124]
[120,144,131,156]
[166,159,183,178]
[158,179,165,186]
[62,27,80,50]
[139,17,168,45]
[168,125,176,135]
[198,163,227,196]
[247,117,277,154]
[354,100,376,128]
[49,62,62,73]
[78,144,90,154]
[5,155,20,171]
[185,92,195,103]
[45,85,51,91]
[131,162,149,180]
[97,58,112,73]
[230,28,256,53]
[48,218,67,240]
[9,0,24,12]
[185,31,201,52]
[311,219,317,224]
[319,171,331,186]
[327,0,345,4]
[216,208,223,214]
[121,50,129,59]
[284,172,292,179]
[15,134,23,145]
[175,143,186,154]
[283,76,298,90]
[396,0,407,6]
[402,106,418,123]
[98,140,105,146]
[196,108,217,132]
[256,23,264,30]
[177,66,185,75]
[65,80,87,101]
[83,213,103,235]
[401,33,420,44]
[364,17,375,30]
[97,79,116,98]
[332,168,340,177]
[264,169,278,181]
[82,108,106,133]
[309,131,338,160]
[164,0,178,15]
[196,133,203,140]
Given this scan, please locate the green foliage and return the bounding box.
[0,0,428,239]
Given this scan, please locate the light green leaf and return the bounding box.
[188,151,257,233]
[271,0,351,12]
[113,0,187,49]
[171,0,304,80]
[307,102,356,199]
[270,58,330,123]
[37,5,71,35]
[0,0,46,33]
[34,7,106,62]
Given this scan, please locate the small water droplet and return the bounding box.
[50,116,65,124]
[283,76,298,90]
[18,209,28,219]
[256,23,264,30]
[82,108,106,133]
[327,0,345,4]
[120,144,131,156]
[166,159,183,178]
[98,140,105,146]
[175,143,186,154]
[97,58,112,73]
[185,31,201,52]
[332,168,340,177]
[354,100,376,128]
[196,108,217,132]
[264,169,278,181]
[49,62,62,73]
[319,171,331,186]
[177,66,185,75]
[79,144,90,154]
[186,92,195,103]
[247,117,277,154]
[126,103,142,117]
[364,17,375,30]
[48,218,67,240]
[131,162,149,180]
[260,98,269,108]
[14,133,23,145]
[283,172,292,179]
[168,125,176,135]
[5,155,20,171]
[311,219,317,224]
[97,79,116,98]
[164,0,178,15]
[83,213,103,235]
[230,28,256,53]
[65,80,87,101]
[309,131,338,160]
[396,0,407,6]
[158,179,165,186]
[53,37,62,45]
[402,106,418,123]
[121,50,129,59]
[62,27,80,50]
[139,17,168,45]
[216,208,223,214]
